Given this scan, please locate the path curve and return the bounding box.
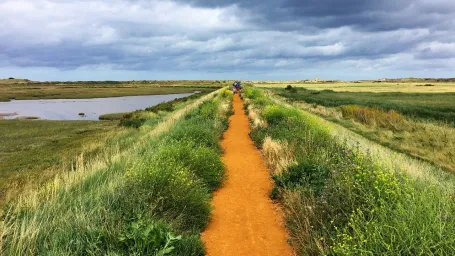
[202,94,293,256]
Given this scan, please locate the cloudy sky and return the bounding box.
[1,0,454,81]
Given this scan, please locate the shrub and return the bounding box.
[125,158,212,232]
[340,105,407,130]
[120,115,146,128]
[99,112,128,121]
[263,105,288,125]
[152,141,225,191]
[220,88,233,99]
[145,102,174,113]
[285,85,297,93]
[166,119,221,152]
[243,87,262,99]
[118,219,181,255]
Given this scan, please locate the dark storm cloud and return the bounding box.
[179,0,453,31]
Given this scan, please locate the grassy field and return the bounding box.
[273,86,455,172]
[276,87,455,124]
[283,100,455,173]
[0,120,119,206]
[243,86,455,255]
[254,81,455,93]
[0,88,232,255]
[0,90,212,208]
[0,82,216,102]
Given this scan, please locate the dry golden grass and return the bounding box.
[254,81,455,93]
[291,101,455,172]
[281,190,323,255]
[340,105,407,130]
[247,104,266,129]
[262,137,296,174]
[270,97,455,187]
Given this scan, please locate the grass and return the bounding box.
[289,101,455,172]
[0,91,212,208]
[243,86,455,255]
[98,112,129,120]
[0,120,119,206]
[0,88,232,255]
[118,91,211,128]
[0,81,218,102]
[276,87,455,124]
[254,81,455,93]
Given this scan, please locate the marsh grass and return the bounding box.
[0,120,120,207]
[287,100,455,173]
[98,112,129,120]
[340,105,406,130]
[262,137,296,175]
[0,88,231,255]
[0,80,217,102]
[277,87,455,124]
[254,81,455,93]
[243,86,455,255]
[119,91,209,128]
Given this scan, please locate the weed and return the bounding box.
[244,86,455,255]
[118,218,181,255]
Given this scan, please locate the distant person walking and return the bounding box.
[232,81,242,94]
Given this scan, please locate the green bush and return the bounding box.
[263,105,288,125]
[125,156,212,232]
[151,140,224,191]
[118,219,181,255]
[145,102,174,113]
[120,115,146,128]
[121,92,209,128]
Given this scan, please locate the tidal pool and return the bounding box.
[0,93,194,120]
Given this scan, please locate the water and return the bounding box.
[0,93,194,120]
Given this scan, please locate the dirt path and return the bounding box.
[202,94,293,256]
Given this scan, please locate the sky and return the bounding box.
[1,0,454,81]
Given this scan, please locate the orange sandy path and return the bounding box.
[201,94,293,256]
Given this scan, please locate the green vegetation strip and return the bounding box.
[0,91,211,208]
[277,87,455,124]
[244,86,455,255]
[0,80,225,102]
[0,120,118,206]
[0,88,233,255]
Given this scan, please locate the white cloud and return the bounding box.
[0,0,454,80]
[0,0,248,47]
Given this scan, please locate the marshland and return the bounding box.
[1,79,455,255]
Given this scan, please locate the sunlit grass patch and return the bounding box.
[244,86,455,255]
[0,89,230,255]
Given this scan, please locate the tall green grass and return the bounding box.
[119,91,210,128]
[277,87,455,125]
[244,86,455,255]
[0,89,233,255]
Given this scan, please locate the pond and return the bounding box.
[0,93,194,120]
